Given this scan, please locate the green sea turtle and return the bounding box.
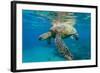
[38,13,79,60]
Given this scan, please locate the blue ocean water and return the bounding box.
[22,10,91,63]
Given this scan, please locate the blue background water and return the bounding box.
[22,10,91,63]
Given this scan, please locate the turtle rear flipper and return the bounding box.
[55,33,73,60]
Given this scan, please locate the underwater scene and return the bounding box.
[22,10,91,63]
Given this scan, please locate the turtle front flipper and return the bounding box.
[55,33,73,60]
[38,32,52,40]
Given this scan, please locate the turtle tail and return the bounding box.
[55,33,73,60]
